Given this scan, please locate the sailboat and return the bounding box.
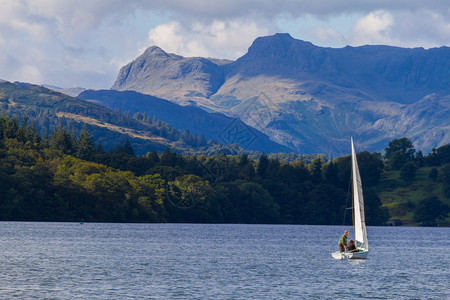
[332,138,369,259]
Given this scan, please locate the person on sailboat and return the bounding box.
[338,230,349,252]
[346,240,357,252]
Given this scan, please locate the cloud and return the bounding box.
[344,9,450,48]
[300,8,449,49]
[119,0,450,21]
[312,27,347,46]
[0,0,448,88]
[385,10,450,48]
[145,19,271,59]
[0,0,141,88]
[17,65,43,84]
[350,10,394,45]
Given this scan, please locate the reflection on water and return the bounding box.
[0,222,448,299]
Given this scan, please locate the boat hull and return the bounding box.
[331,250,369,259]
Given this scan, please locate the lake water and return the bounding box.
[0,222,448,299]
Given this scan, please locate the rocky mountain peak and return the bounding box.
[143,45,170,56]
[247,33,314,55]
[224,33,321,78]
[111,46,225,102]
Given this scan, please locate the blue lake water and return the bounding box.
[0,222,448,299]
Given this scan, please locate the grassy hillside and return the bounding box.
[376,166,449,226]
[0,82,221,155]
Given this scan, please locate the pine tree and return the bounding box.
[257,154,269,179]
[123,139,135,156]
[75,126,96,160]
[309,158,323,184]
[48,127,75,154]
[324,159,339,186]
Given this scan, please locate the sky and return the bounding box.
[0,0,449,89]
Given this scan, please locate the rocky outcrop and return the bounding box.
[112,46,225,106]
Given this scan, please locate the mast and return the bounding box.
[351,137,368,250]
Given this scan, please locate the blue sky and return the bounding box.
[0,0,449,89]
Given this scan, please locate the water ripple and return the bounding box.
[0,222,448,299]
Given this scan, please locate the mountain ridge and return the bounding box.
[78,89,293,154]
[110,34,450,155]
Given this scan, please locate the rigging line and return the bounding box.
[343,173,352,226]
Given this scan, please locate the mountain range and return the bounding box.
[111,33,450,155]
[77,89,291,153]
[0,82,214,155]
[0,81,290,155]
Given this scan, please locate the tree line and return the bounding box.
[0,114,448,225]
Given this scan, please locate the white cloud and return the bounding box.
[387,10,450,48]
[312,27,347,46]
[350,10,394,45]
[343,9,450,48]
[145,19,270,59]
[17,65,43,84]
[0,0,141,88]
[299,8,449,49]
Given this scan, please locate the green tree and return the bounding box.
[415,150,424,167]
[333,155,351,190]
[302,184,345,225]
[436,144,450,165]
[4,116,19,139]
[428,168,438,181]
[257,153,269,179]
[75,126,96,161]
[425,144,450,166]
[385,137,416,170]
[387,151,409,170]
[214,181,245,222]
[323,159,339,186]
[239,182,280,223]
[166,175,209,209]
[414,196,449,226]
[123,139,135,156]
[48,127,75,155]
[309,158,323,184]
[440,163,450,198]
[364,190,389,225]
[357,151,384,186]
[165,174,223,223]
[400,162,418,181]
[385,137,416,160]
[265,158,280,179]
[160,148,177,167]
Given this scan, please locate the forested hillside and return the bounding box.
[0,82,227,155]
[1,115,448,225]
[374,139,450,225]
[78,89,292,154]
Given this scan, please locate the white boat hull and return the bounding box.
[331,250,369,259]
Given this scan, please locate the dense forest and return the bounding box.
[1,114,449,225]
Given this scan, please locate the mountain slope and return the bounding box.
[78,89,293,153]
[111,34,450,155]
[0,82,217,155]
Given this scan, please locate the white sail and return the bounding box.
[351,137,368,250]
[332,138,369,259]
